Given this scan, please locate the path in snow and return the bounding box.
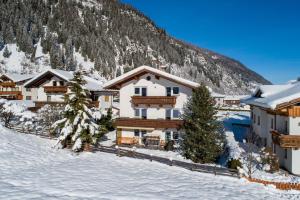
[1,126,300,200]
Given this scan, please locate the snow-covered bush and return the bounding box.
[37,104,64,135]
[0,99,25,127]
[260,147,279,173]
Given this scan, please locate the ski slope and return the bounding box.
[0,126,299,200]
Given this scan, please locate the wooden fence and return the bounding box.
[245,177,300,191]
[95,146,239,178]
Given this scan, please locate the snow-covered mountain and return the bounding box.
[0,0,270,94]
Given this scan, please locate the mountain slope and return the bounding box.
[0,0,270,94]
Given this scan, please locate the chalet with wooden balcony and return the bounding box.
[103,65,199,147]
[23,69,118,112]
[243,82,300,175]
[0,73,35,100]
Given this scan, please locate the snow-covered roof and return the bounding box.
[211,92,225,98]
[242,82,300,109]
[24,69,103,91]
[224,95,249,101]
[1,73,35,83]
[103,65,200,89]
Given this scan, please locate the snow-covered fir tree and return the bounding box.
[181,84,225,163]
[52,71,106,152]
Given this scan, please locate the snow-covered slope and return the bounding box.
[0,126,299,199]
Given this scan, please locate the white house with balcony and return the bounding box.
[103,65,199,147]
[243,82,300,175]
[23,69,117,112]
[0,73,35,100]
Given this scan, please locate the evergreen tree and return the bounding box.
[52,71,106,151]
[3,46,11,58]
[181,84,225,163]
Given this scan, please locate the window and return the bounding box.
[26,96,31,100]
[134,87,147,96]
[173,109,180,119]
[141,130,147,137]
[166,109,171,120]
[173,87,179,95]
[166,87,172,96]
[166,87,179,96]
[59,81,64,86]
[134,129,140,137]
[271,118,274,129]
[264,138,267,147]
[251,112,253,120]
[285,121,288,133]
[165,131,171,141]
[47,96,51,102]
[173,132,179,140]
[26,88,31,92]
[141,109,147,119]
[284,149,288,159]
[258,116,260,126]
[134,109,140,117]
[53,81,57,86]
[146,76,151,81]
[105,96,110,102]
[134,87,140,95]
[254,114,256,123]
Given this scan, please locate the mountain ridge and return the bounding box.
[0,0,271,94]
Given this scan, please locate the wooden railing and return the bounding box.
[115,118,183,129]
[287,106,300,117]
[0,91,22,96]
[271,130,300,148]
[44,86,68,93]
[0,82,16,87]
[131,96,176,106]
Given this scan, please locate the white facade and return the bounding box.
[245,83,300,175]
[104,66,199,146]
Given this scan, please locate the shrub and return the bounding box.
[164,140,175,151]
[260,147,279,173]
[227,158,242,170]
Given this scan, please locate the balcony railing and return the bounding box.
[0,91,21,96]
[44,86,68,93]
[287,106,300,117]
[0,82,16,87]
[271,130,300,148]
[115,118,183,129]
[131,96,176,106]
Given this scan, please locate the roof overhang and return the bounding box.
[103,66,199,90]
[24,71,69,88]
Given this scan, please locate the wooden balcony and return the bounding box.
[131,96,176,106]
[287,106,300,117]
[44,86,68,93]
[0,82,16,87]
[271,130,300,148]
[115,118,183,129]
[0,91,22,96]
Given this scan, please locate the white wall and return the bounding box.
[119,72,193,119]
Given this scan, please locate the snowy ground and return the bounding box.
[1,126,300,199]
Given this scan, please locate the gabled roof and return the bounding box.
[243,82,300,109]
[0,73,35,83]
[103,65,200,89]
[24,69,103,91]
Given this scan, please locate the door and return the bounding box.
[116,128,122,145]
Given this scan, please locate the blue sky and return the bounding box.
[121,0,300,84]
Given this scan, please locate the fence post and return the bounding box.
[150,153,153,162]
[214,165,217,176]
[169,157,173,166]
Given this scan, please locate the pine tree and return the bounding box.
[3,46,11,58]
[52,71,106,152]
[181,84,225,163]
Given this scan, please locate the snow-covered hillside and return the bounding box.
[0,126,299,199]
